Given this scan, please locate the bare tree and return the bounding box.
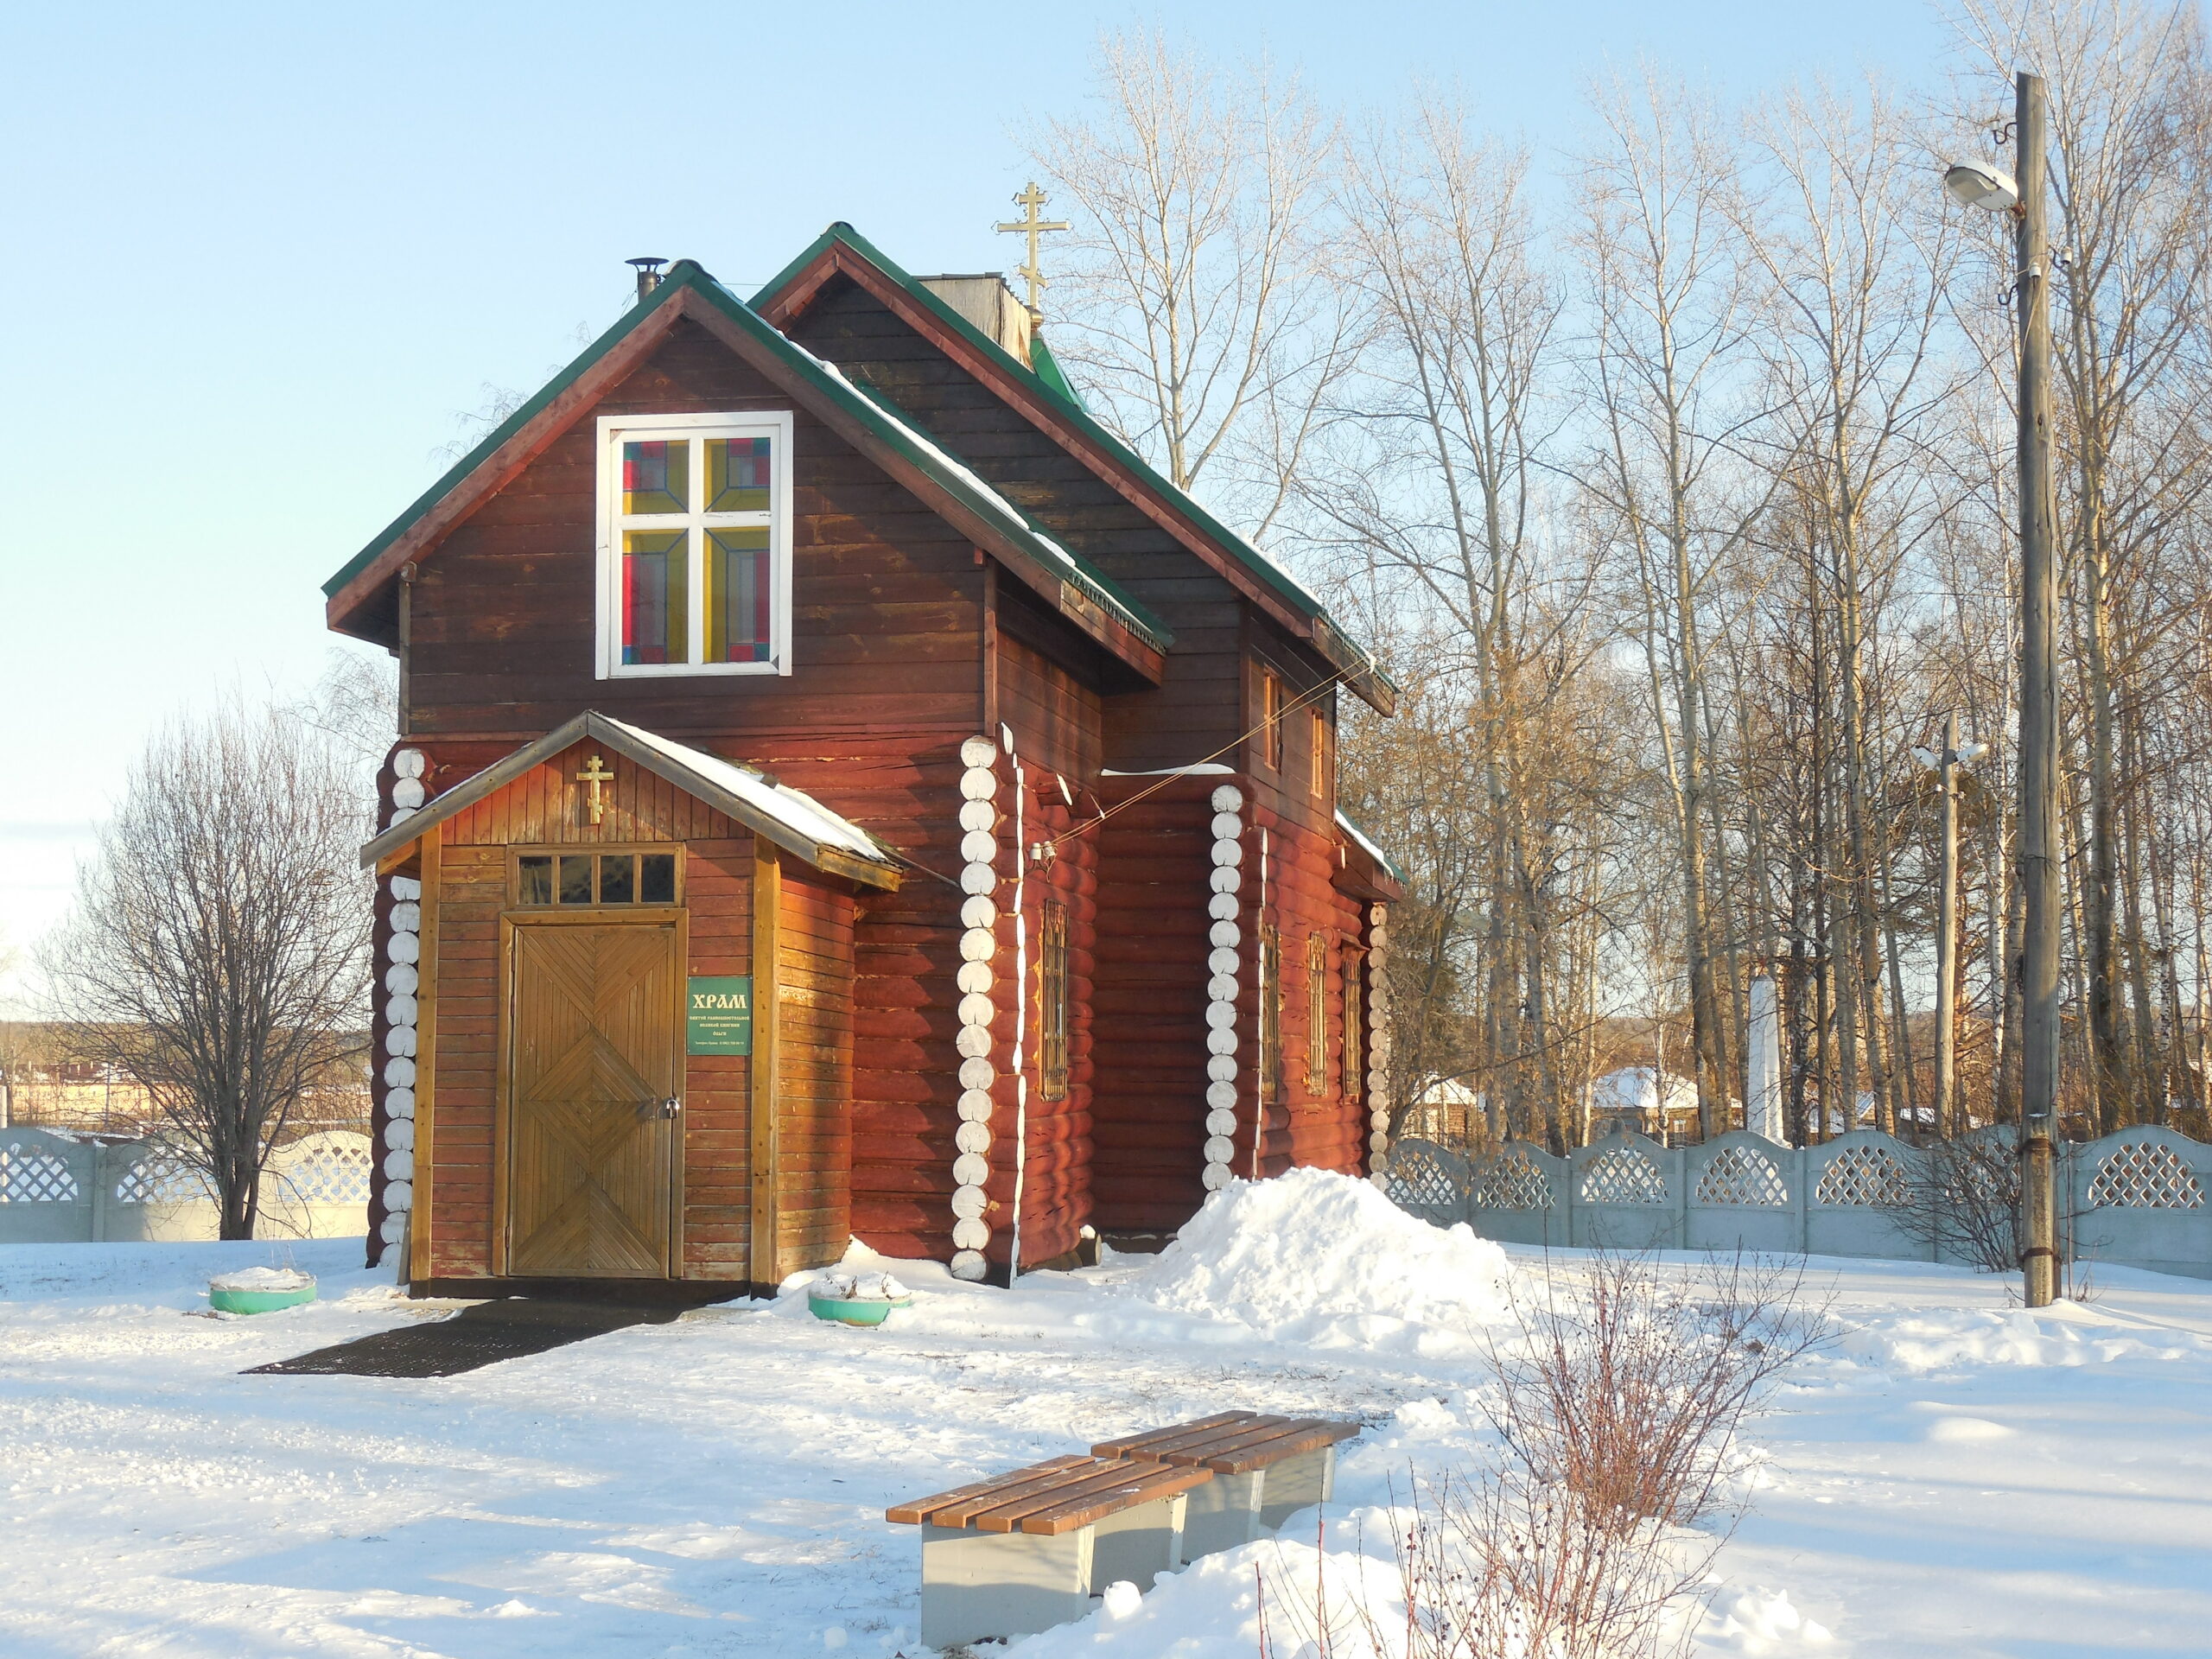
[40,696,373,1237]
[1027,29,1355,534]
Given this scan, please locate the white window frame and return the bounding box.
[594,410,795,679]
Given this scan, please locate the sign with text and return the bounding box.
[686,976,753,1055]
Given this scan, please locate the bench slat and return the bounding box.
[885,1455,1092,1525]
[965,1459,1184,1534]
[1193,1419,1360,1474]
[1090,1409,1255,1460]
[1004,1462,1213,1536]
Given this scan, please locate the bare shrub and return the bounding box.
[1879,1131,2023,1274]
[1260,1250,1830,1659]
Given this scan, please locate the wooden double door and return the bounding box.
[505,918,683,1277]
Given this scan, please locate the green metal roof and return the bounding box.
[749,222,1395,702]
[322,259,1171,657]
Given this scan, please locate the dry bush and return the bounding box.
[1262,1249,1831,1659]
[1879,1131,2022,1274]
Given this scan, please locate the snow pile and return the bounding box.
[207,1267,315,1293]
[1700,1586,1834,1653]
[806,1269,908,1303]
[1118,1167,1516,1351]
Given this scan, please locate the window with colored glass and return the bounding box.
[600,413,792,677]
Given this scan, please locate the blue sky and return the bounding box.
[0,0,1951,985]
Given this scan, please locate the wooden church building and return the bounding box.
[331,225,1401,1297]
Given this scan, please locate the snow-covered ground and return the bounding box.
[2,1174,2209,1656]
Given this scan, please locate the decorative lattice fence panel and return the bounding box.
[114,1154,209,1205]
[1694,1145,1789,1207]
[276,1136,373,1205]
[1816,1144,1914,1208]
[1383,1144,1464,1211]
[0,1144,79,1204]
[1471,1148,1553,1211]
[2087,1141,2205,1210]
[1580,1147,1667,1205]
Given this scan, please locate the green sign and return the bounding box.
[687,976,753,1055]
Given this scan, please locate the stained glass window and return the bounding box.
[604,416,789,677]
[622,530,689,665]
[706,526,772,663]
[622,440,690,515]
[707,436,771,512]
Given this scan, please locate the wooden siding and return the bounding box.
[777,856,856,1271]
[1088,776,1215,1232]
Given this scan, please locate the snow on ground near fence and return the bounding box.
[0,1183,2209,1656]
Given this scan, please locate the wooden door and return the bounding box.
[505,920,681,1276]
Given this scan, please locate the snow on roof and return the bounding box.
[1334,808,1404,881]
[785,347,1165,649]
[597,717,888,863]
[1099,762,1236,777]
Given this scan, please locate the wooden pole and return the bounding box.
[2015,71,2062,1307]
[1937,709,1961,1141]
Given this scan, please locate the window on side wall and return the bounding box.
[1341,943,1364,1101]
[597,411,794,678]
[1039,900,1070,1101]
[1306,931,1330,1095]
[1259,670,1284,771]
[1310,709,1332,802]
[1258,925,1284,1103]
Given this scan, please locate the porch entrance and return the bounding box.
[504,918,682,1277]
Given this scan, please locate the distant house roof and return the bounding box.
[358,711,903,890]
[321,258,1170,678]
[750,222,1395,714]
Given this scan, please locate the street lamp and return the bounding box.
[1943,72,2061,1308]
[1913,718,1988,1143]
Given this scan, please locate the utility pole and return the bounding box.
[1936,709,1962,1142]
[2014,72,2063,1308]
[1947,74,2060,1305]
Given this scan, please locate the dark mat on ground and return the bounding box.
[243,1298,687,1378]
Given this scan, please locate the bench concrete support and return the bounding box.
[919,1491,1189,1649]
[1179,1469,1263,1560]
[922,1523,1092,1650]
[1256,1443,1335,1534]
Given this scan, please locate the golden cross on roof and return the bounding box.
[995,181,1069,316]
[577,753,613,825]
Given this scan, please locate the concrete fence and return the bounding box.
[0,1128,372,1244]
[1382,1124,2212,1281]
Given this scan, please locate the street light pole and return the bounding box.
[1936,709,1961,1142]
[2013,71,2063,1309]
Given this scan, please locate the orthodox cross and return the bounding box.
[577,753,613,825]
[995,181,1069,315]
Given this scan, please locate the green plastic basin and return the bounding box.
[808,1293,911,1327]
[209,1285,317,1315]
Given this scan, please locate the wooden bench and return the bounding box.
[1093,1410,1361,1563]
[887,1454,1212,1649]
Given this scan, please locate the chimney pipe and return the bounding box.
[626,257,669,301]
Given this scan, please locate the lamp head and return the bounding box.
[1944,161,2019,214]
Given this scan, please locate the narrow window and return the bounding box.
[1258,925,1283,1103]
[1306,932,1330,1095]
[1039,900,1070,1101]
[517,855,553,906]
[557,855,594,906]
[1260,670,1284,771]
[1342,944,1364,1100]
[600,413,792,677]
[1310,709,1331,801]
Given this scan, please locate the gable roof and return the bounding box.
[359,711,903,890]
[751,222,1396,715]
[322,262,1170,679]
